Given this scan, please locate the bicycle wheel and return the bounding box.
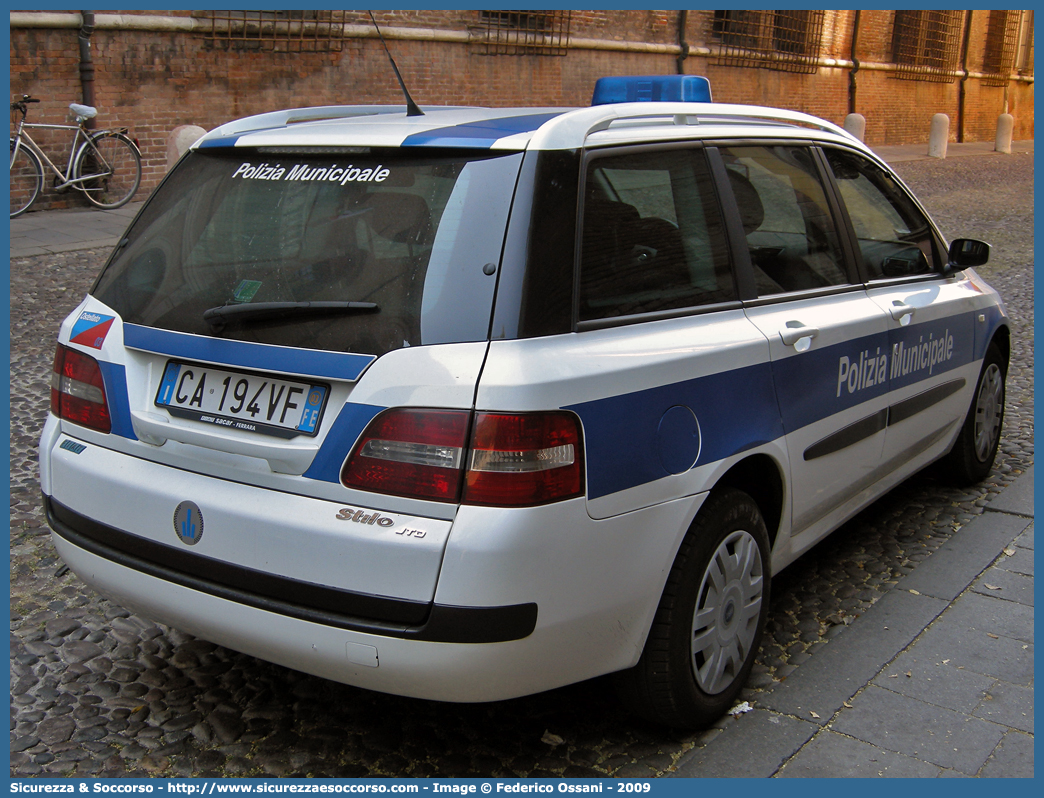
[73,132,141,209]
[11,138,43,218]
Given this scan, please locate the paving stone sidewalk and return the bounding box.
[9,201,143,258]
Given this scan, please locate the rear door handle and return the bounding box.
[780,321,820,350]
[889,301,915,325]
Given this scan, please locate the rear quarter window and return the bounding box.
[579,147,734,322]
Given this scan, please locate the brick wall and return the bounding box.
[10,9,1033,210]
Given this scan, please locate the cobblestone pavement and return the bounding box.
[10,153,1033,777]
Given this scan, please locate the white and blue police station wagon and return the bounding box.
[42,76,1008,728]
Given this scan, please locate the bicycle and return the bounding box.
[10,94,142,218]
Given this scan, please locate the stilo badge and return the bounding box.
[173,501,204,546]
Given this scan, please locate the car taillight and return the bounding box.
[341,409,470,502]
[51,343,111,433]
[464,412,584,507]
[340,409,585,506]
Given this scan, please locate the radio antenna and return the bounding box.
[368,12,424,117]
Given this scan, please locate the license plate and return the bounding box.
[155,361,328,439]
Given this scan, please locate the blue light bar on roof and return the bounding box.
[591,75,712,106]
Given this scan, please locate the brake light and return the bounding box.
[341,409,470,502]
[340,409,585,506]
[464,412,584,507]
[51,343,111,433]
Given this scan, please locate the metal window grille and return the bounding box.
[202,11,348,53]
[709,10,825,74]
[471,10,571,56]
[982,11,1024,87]
[1016,11,1034,77]
[891,10,965,83]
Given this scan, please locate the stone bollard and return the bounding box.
[928,114,949,159]
[995,113,1014,154]
[843,113,866,142]
[166,125,207,170]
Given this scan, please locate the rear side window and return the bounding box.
[93,149,522,357]
[579,148,733,322]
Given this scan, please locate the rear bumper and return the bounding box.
[49,526,558,702]
[46,494,536,644]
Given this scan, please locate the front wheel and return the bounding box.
[11,139,43,218]
[938,342,1007,486]
[73,132,141,209]
[615,487,771,729]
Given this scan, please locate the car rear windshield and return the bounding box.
[92,148,523,357]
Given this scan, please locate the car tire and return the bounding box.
[938,342,1007,486]
[615,487,770,729]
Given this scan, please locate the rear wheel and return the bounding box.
[73,133,141,209]
[10,139,42,218]
[938,342,1006,486]
[616,487,770,728]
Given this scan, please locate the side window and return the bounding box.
[579,148,733,322]
[720,145,849,295]
[824,148,940,279]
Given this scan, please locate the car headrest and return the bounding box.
[727,170,765,235]
[365,192,432,245]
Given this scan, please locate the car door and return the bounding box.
[821,147,979,470]
[715,143,893,540]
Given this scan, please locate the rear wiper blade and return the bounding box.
[203,301,379,331]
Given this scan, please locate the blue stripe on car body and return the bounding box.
[566,361,783,500]
[401,113,565,148]
[567,310,983,501]
[122,324,375,382]
[197,136,242,149]
[302,402,386,483]
[97,362,137,441]
[771,310,978,434]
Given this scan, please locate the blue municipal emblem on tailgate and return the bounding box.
[173,501,204,546]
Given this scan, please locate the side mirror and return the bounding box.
[947,238,990,270]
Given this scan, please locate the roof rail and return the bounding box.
[204,106,403,141]
[203,106,486,142]
[528,102,860,150]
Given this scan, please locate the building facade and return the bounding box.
[10,9,1035,209]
